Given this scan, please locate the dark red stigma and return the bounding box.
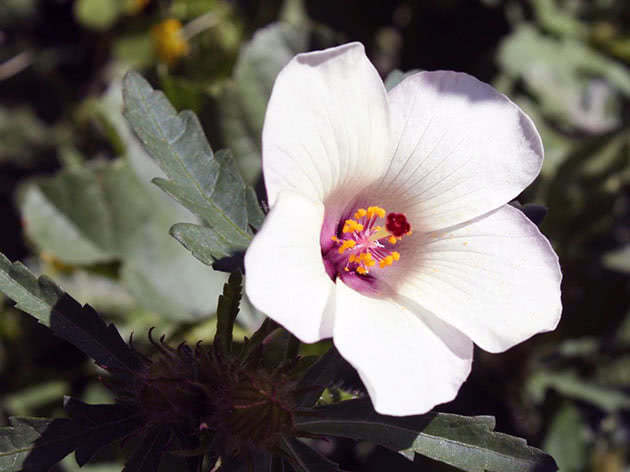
[386,213,411,237]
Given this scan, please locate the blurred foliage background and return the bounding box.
[0,0,629,471]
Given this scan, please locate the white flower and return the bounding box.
[244,43,562,416]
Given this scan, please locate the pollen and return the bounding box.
[342,219,364,233]
[354,208,367,219]
[338,239,356,254]
[330,205,412,276]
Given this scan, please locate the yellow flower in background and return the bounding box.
[152,19,190,65]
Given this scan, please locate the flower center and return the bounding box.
[330,206,412,276]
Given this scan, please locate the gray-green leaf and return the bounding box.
[0,253,63,326]
[18,160,226,320]
[0,417,78,472]
[296,399,557,472]
[123,72,262,261]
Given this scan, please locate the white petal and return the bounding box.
[381,71,543,231]
[262,42,391,207]
[333,280,473,416]
[244,191,335,343]
[395,204,562,353]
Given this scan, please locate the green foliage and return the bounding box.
[219,22,309,183]
[0,253,63,327]
[528,370,630,413]
[498,25,630,132]
[0,417,78,472]
[296,399,557,472]
[0,107,52,166]
[214,271,242,356]
[74,0,123,31]
[123,72,264,264]
[18,159,226,319]
[603,245,630,273]
[543,403,589,472]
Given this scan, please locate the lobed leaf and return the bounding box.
[0,251,141,373]
[0,252,63,326]
[296,399,557,472]
[123,72,263,261]
[122,428,171,472]
[64,397,142,466]
[49,294,142,374]
[0,417,79,472]
[19,160,226,319]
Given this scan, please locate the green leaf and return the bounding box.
[542,402,588,472]
[498,25,630,132]
[214,271,243,356]
[169,223,235,264]
[296,399,557,472]
[20,166,120,265]
[49,294,142,374]
[279,436,343,472]
[219,22,309,183]
[18,160,226,319]
[123,72,262,261]
[5,381,67,416]
[603,244,630,274]
[296,347,346,408]
[527,370,630,412]
[0,252,142,373]
[64,398,141,466]
[74,0,122,31]
[0,253,63,326]
[0,107,52,166]
[122,428,171,472]
[0,417,79,472]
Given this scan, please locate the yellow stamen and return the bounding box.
[356,266,368,275]
[331,236,339,242]
[388,235,398,244]
[379,255,394,269]
[391,251,400,261]
[366,206,386,219]
[342,219,364,233]
[354,208,367,219]
[338,240,356,254]
[359,253,376,266]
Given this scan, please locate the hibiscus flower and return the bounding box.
[244,42,562,416]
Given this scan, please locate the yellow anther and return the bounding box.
[388,235,398,244]
[342,219,363,233]
[331,236,339,242]
[338,240,356,254]
[354,208,367,219]
[356,266,368,275]
[373,226,382,231]
[348,254,357,263]
[379,255,394,268]
[367,206,386,219]
[391,251,400,261]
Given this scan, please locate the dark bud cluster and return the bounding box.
[100,322,306,468]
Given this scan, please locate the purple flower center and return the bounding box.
[321,205,412,292]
